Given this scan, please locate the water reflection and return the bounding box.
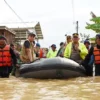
[0,76,100,100]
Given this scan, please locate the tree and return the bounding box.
[85,12,100,33]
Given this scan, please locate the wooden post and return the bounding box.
[76,21,78,33]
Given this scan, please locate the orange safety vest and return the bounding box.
[93,47,100,64]
[0,45,12,67]
[39,49,43,58]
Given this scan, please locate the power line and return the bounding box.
[4,0,27,26]
[0,21,37,24]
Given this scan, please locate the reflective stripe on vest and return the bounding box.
[0,45,12,67]
[93,47,100,64]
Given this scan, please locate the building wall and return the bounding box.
[0,30,5,35]
[0,29,15,44]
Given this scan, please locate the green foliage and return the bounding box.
[90,17,100,23]
[89,37,95,41]
[86,17,100,33]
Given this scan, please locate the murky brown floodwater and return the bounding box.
[0,76,100,100]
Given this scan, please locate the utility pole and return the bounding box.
[76,21,79,33]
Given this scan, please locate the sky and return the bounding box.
[0,0,100,48]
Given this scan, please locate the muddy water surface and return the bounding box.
[0,76,100,100]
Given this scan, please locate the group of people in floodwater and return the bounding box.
[0,32,100,78]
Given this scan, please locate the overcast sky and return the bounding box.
[0,0,100,48]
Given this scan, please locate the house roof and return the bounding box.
[0,26,16,35]
[9,22,43,39]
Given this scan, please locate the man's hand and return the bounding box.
[75,44,79,51]
[15,64,20,68]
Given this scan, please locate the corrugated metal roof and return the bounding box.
[0,22,43,40]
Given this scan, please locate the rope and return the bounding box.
[3,0,28,27]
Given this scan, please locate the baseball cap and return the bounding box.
[84,40,90,45]
[51,44,56,48]
[28,32,36,37]
[73,33,79,38]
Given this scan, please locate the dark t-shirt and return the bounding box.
[24,40,30,48]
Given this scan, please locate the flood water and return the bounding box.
[0,76,100,100]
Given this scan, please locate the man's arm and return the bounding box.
[46,50,50,58]
[64,45,70,58]
[10,47,17,65]
[82,46,94,65]
[79,43,88,56]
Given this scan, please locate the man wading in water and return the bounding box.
[64,33,88,64]
[56,42,65,57]
[0,36,17,78]
[20,33,36,63]
[82,34,100,76]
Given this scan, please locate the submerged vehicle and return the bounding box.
[19,57,86,79]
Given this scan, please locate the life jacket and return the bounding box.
[93,47,100,64]
[39,48,43,58]
[0,45,12,67]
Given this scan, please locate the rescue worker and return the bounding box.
[10,43,20,76]
[10,43,20,59]
[35,43,44,58]
[65,35,72,46]
[20,33,36,63]
[84,40,90,52]
[47,44,58,58]
[34,43,43,59]
[64,33,88,64]
[82,34,100,76]
[84,40,94,68]
[0,36,17,78]
[56,42,65,57]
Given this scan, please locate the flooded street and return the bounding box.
[0,76,100,100]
